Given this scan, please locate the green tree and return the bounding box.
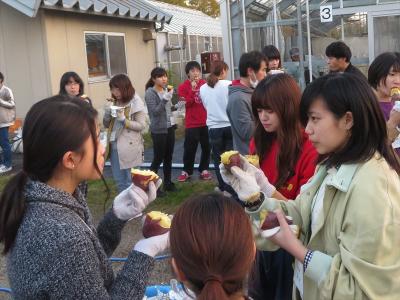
[188,0,220,17]
[158,0,220,18]
[158,0,187,7]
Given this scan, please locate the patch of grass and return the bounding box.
[0,176,11,189]
[143,132,153,149]
[146,180,215,214]
[0,176,216,216]
[87,178,216,215]
[86,178,118,211]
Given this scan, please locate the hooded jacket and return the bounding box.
[7,181,154,299]
[226,80,254,155]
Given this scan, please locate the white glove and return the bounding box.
[113,179,162,220]
[116,108,125,122]
[220,155,276,198]
[163,90,173,102]
[240,157,276,197]
[174,100,185,110]
[219,165,260,202]
[133,232,169,257]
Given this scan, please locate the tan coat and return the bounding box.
[103,95,147,169]
[248,154,400,300]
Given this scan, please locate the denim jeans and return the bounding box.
[110,143,131,193]
[0,127,12,168]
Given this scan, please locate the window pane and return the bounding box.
[169,63,182,86]
[205,36,211,52]
[218,37,223,52]
[184,35,190,60]
[86,34,108,78]
[343,0,375,7]
[190,35,197,59]
[374,15,400,57]
[169,34,180,62]
[198,36,205,53]
[212,37,218,52]
[108,35,127,76]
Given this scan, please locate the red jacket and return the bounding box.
[178,79,207,128]
[249,133,318,199]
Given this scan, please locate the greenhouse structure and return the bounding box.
[219,0,400,87]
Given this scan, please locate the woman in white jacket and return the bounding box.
[103,74,147,192]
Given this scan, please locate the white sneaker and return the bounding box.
[0,165,12,174]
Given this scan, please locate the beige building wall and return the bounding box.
[0,2,51,118]
[42,10,156,111]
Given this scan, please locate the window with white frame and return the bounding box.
[85,32,127,80]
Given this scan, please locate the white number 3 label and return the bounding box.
[320,5,333,23]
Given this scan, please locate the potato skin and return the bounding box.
[142,215,170,238]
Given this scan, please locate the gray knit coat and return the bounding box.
[7,180,154,299]
[145,87,169,134]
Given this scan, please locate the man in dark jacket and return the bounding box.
[226,51,267,155]
[325,41,366,79]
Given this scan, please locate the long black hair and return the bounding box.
[300,73,400,174]
[59,71,85,96]
[145,67,167,90]
[0,95,108,254]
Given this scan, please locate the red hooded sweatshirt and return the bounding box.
[178,79,207,128]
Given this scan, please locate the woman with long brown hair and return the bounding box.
[248,73,317,299]
[170,192,255,300]
[103,74,147,193]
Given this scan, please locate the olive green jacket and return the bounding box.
[247,154,400,300]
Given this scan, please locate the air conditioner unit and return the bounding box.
[142,29,156,42]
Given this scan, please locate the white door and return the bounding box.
[368,10,400,63]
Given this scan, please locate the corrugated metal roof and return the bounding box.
[42,0,172,23]
[1,0,172,23]
[147,0,222,36]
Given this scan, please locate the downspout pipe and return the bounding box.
[154,21,165,67]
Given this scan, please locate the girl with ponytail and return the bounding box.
[200,61,235,195]
[170,193,255,300]
[0,95,168,299]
